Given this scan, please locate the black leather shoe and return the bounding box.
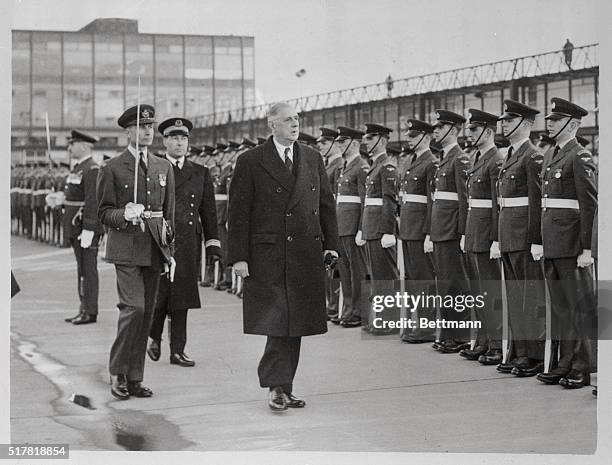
[592,388,598,397]
[496,362,515,373]
[72,313,97,325]
[284,392,306,408]
[170,352,195,367]
[459,346,487,360]
[110,374,130,400]
[440,341,470,353]
[341,317,362,328]
[479,350,503,365]
[147,340,161,361]
[268,387,287,412]
[432,341,443,351]
[402,334,435,344]
[536,369,569,385]
[200,281,212,288]
[561,370,591,389]
[512,360,544,377]
[65,311,84,323]
[369,327,399,336]
[330,316,342,325]
[127,381,153,397]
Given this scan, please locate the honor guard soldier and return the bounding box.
[357,123,399,334]
[316,127,343,321]
[398,120,438,343]
[298,131,318,148]
[62,130,105,325]
[497,99,546,377]
[430,110,471,352]
[98,104,175,400]
[333,126,370,327]
[148,118,221,367]
[460,110,504,363]
[536,98,597,388]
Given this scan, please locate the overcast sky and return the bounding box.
[9,0,601,106]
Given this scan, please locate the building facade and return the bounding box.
[11,18,255,162]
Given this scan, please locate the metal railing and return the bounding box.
[193,43,598,128]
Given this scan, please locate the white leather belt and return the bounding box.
[541,198,579,209]
[364,198,383,206]
[401,193,428,204]
[468,198,493,208]
[215,194,228,201]
[337,195,362,204]
[142,210,164,219]
[433,191,458,201]
[498,196,528,208]
[63,200,85,207]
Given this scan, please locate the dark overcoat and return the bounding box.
[167,157,221,309]
[227,137,339,337]
[97,149,175,266]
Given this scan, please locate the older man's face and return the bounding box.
[271,106,299,144]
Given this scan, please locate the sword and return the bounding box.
[134,76,145,232]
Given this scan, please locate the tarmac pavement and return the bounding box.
[10,236,597,453]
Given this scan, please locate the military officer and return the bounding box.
[536,98,597,389]
[459,110,504,363]
[333,126,370,327]
[430,110,471,352]
[298,131,318,148]
[97,104,175,400]
[213,142,233,290]
[496,99,546,377]
[148,118,221,367]
[357,123,399,334]
[398,119,438,343]
[62,130,105,325]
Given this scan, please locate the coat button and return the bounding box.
[190,212,194,216]
[189,221,193,225]
[190,203,194,207]
[124,184,128,188]
[287,235,293,241]
[147,177,150,181]
[276,187,282,193]
[191,194,195,197]
[286,211,292,217]
[311,185,316,191]
[313,209,318,215]
[147,190,151,194]
[544,181,548,185]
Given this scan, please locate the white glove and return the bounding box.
[124,202,145,221]
[460,235,466,253]
[489,241,501,260]
[530,244,544,261]
[324,250,339,259]
[577,249,594,268]
[423,234,434,254]
[163,257,177,282]
[381,234,396,249]
[80,229,94,249]
[233,261,250,278]
[355,230,366,246]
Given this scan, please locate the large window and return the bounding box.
[185,36,213,117]
[214,36,243,112]
[12,32,31,126]
[32,32,62,127]
[155,35,184,116]
[63,34,93,127]
[94,35,124,127]
[125,35,154,107]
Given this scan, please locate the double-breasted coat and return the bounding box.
[227,137,339,337]
[166,157,221,309]
[464,147,503,252]
[97,149,175,266]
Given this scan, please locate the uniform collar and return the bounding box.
[510,137,529,152]
[166,154,184,169]
[327,153,342,165]
[272,136,294,161]
[128,145,148,160]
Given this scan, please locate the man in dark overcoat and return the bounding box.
[227,102,339,411]
[97,104,175,400]
[148,118,221,367]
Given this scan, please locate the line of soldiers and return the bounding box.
[290,97,597,391]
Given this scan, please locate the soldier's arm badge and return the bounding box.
[158,174,167,187]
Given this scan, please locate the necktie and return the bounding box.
[552,146,560,159]
[139,151,147,174]
[439,150,444,162]
[507,147,514,159]
[474,151,481,164]
[284,147,294,175]
[410,153,417,165]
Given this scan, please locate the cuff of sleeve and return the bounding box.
[205,239,221,248]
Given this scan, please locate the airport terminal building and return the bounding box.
[11,18,255,162]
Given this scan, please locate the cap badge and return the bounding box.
[504,103,508,112]
[435,112,440,119]
[175,119,183,126]
[142,109,150,118]
[551,102,556,110]
[408,122,413,128]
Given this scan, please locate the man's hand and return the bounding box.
[489,241,501,260]
[233,261,249,278]
[530,244,544,261]
[355,230,366,246]
[163,257,177,282]
[577,249,594,268]
[460,235,466,253]
[423,234,434,254]
[124,202,145,221]
[381,234,396,248]
[80,229,94,249]
[323,250,339,269]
